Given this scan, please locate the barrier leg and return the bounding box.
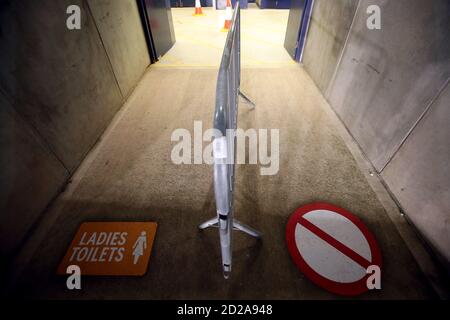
[220,216,232,279]
[239,90,256,109]
[199,217,261,237]
[233,219,262,238]
[198,217,218,230]
[199,215,261,279]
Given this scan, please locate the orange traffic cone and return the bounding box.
[193,0,205,16]
[221,0,232,32]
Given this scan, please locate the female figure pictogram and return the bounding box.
[132,231,147,264]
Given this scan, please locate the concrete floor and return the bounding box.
[7,66,437,299]
[4,7,441,299]
[156,7,295,68]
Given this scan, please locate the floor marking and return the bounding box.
[286,202,382,296]
[299,217,372,269]
[57,221,157,276]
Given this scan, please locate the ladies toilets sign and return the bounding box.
[57,222,157,276]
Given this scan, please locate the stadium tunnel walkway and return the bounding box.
[7,65,438,299]
[5,7,442,299]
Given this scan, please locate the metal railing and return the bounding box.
[199,2,261,279]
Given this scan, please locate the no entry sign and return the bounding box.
[286,203,382,296]
[57,222,157,276]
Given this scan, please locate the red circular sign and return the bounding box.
[286,202,382,296]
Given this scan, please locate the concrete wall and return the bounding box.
[0,92,68,257]
[303,0,359,93]
[383,83,450,267]
[304,0,450,266]
[0,0,124,172]
[0,0,149,258]
[87,0,150,97]
[327,0,450,172]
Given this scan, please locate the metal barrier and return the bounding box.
[199,2,261,279]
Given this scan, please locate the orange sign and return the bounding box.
[57,222,157,276]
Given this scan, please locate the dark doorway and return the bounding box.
[284,0,313,62]
[137,0,176,62]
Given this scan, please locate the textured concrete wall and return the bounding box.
[303,0,450,265]
[0,92,68,256]
[327,0,450,171]
[303,0,359,93]
[87,0,150,97]
[0,0,149,257]
[382,83,450,266]
[0,0,123,171]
